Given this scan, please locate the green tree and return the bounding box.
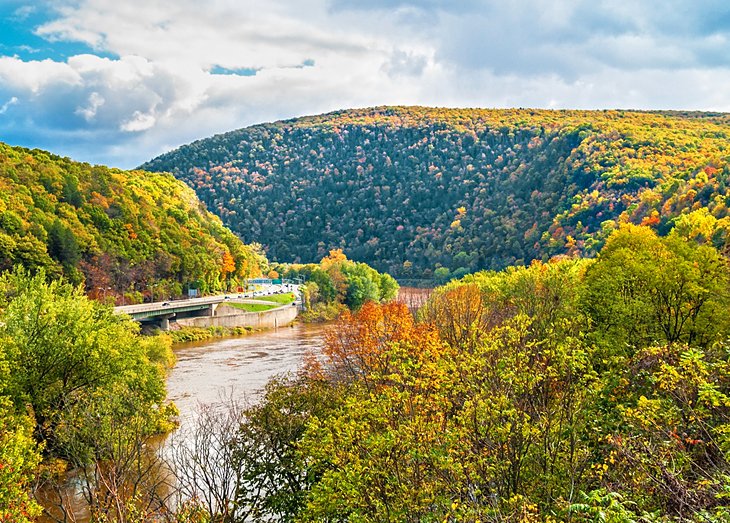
[343,273,378,310]
[378,272,399,301]
[46,218,80,268]
[583,224,730,354]
[301,281,320,309]
[308,267,336,303]
[233,376,340,522]
[0,268,173,457]
[434,266,451,284]
[0,399,42,523]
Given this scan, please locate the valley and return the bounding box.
[2,108,730,523]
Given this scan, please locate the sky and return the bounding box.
[1,0,730,169]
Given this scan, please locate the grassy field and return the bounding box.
[252,292,296,305]
[227,302,278,312]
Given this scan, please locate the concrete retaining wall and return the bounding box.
[174,304,298,329]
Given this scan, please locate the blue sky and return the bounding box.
[1,0,730,168]
[0,1,115,61]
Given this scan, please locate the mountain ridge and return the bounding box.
[141,106,730,279]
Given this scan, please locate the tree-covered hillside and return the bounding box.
[142,107,730,279]
[161,226,730,522]
[0,143,265,302]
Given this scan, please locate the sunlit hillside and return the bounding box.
[0,143,265,301]
[143,106,730,280]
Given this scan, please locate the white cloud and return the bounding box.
[75,91,104,121]
[120,110,156,132]
[0,56,81,93]
[0,97,18,114]
[11,5,37,22]
[1,0,730,168]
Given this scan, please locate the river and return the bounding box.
[168,322,326,426]
[37,322,327,522]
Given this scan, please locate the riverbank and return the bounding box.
[298,302,346,322]
[175,302,299,330]
[37,322,327,523]
[166,324,256,343]
[149,305,299,345]
[164,287,429,345]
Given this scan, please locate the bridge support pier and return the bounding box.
[158,313,175,331]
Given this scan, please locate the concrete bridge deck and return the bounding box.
[114,284,300,330]
[115,294,233,321]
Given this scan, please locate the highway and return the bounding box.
[114,283,300,317]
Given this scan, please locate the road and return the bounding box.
[114,283,300,316]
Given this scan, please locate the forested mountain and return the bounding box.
[142,107,730,279]
[0,143,265,302]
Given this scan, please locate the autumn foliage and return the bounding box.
[0,142,265,304]
[229,226,730,522]
[318,301,439,387]
[144,106,730,280]
[277,249,399,321]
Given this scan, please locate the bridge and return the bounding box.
[114,295,235,329]
[114,282,300,330]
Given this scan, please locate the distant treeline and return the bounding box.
[143,106,730,279]
[273,248,399,321]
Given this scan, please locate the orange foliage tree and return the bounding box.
[221,251,236,277]
[316,301,441,391]
[419,282,493,351]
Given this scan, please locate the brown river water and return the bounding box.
[168,323,326,428]
[37,322,327,522]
